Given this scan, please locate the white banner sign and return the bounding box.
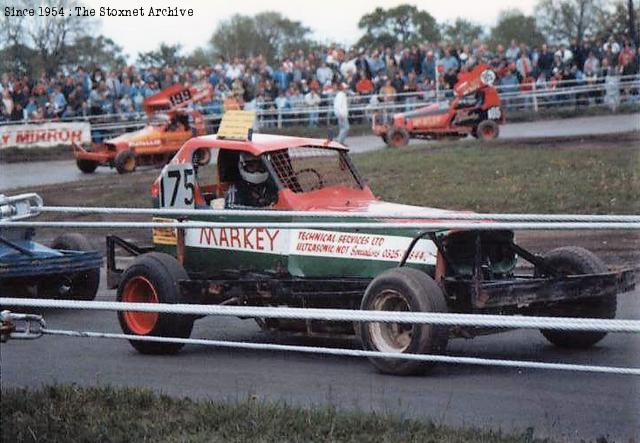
[0,122,91,149]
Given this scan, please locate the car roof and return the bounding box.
[181,133,348,156]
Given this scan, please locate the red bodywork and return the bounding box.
[372,64,505,145]
[151,134,379,211]
[73,82,212,173]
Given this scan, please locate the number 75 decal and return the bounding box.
[160,163,196,208]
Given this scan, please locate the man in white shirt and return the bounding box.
[333,82,349,144]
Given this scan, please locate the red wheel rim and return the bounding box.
[481,125,495,139]
[122,276,159,334]
[125,156,135,171]
[391,133,404,146]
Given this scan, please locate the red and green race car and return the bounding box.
[107,118,635,375]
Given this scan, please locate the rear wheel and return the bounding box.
[51,233,100,301]
[537,247,616,348]
[476,120,499,140]
[358,268,449,375]
[76,159,99,174]
[117,252,194,354]
[114,150,136,174]
[386,127,409,147]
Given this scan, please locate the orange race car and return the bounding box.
[373,64,505,147]
[73,82,212,174]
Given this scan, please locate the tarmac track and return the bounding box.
[2,275,639,441]
[1,113,638,191]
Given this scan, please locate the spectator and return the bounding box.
[505,39,520,61]
[333,82,349,144]
[303,87,321,127]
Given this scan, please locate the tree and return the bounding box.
[489,9,545,48]
[69,35,127,70]
[184,47,215,67]
[210,12,312,63]
[441,18,484,44]
[137,44,183,68]
[1,0,92,74]
[592,0,640,42]
[535,0,604,43]
[356,4,440,48]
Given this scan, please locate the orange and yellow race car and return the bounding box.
[73,83,212,174]
[373,64,505,147]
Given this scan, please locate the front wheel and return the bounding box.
[476,120,499,140]
[117,252,194,354]
[76,159,99,174]
[358,268,449,375]
[537,247,616,348]
[386,127,409,147]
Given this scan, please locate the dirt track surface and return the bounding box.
[1,113,638,190]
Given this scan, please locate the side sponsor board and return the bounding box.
[185,227,437,265]
[0,122,91,149]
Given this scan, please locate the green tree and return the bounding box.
[210,11,312,63]
[441,18,484,44]
[356,4,440,48]
[69,35,127,70]
[137,43,183,68]
[592,0,640,41]
[1,0,93,74]
[184,47,215,67]
[489,9,545,48]
[535,0,605,43]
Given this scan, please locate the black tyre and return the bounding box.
[117,252,194,354]
[476,120,499,140]
[386,127,409,147]
[114,150,136,174]
[537,247,616,348]
[358,267,449,375]
[76,159,99,173]
[51,233,100,301]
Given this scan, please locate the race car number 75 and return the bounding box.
[160,163,195,208]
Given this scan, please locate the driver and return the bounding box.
[225,152,278,208]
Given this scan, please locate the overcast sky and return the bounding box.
[84,0,537,60]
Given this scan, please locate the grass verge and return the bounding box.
[355,132,640,214]
[1,385,544,443]
[8,133,639,216]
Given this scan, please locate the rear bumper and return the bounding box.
[0,251,102,279]
[72,142,115,163]
[445,268,636,311]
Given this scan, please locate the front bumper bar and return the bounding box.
[445,268,636,310]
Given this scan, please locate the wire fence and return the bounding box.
[2,300,639,376]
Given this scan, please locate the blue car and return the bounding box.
[0,194,101,300]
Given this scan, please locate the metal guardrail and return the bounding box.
[1,75,638,136]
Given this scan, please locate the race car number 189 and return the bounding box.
[160,163,195,208]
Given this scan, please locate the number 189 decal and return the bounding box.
[160,163,196,208]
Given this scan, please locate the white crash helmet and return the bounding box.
[238,152,268,184]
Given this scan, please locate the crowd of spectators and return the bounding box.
[1,34,639,124]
